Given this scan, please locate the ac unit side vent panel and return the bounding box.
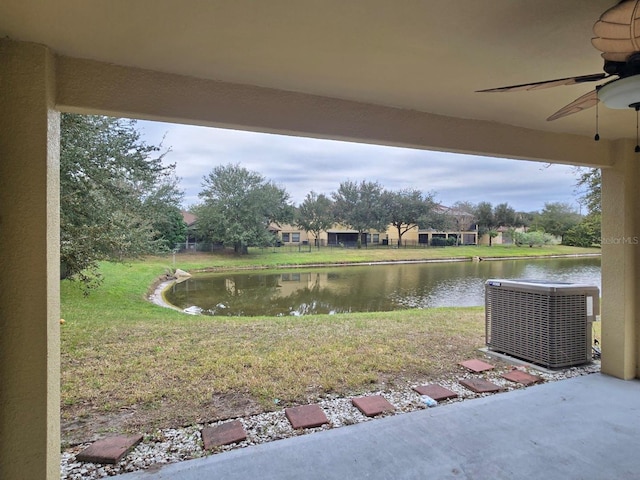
[485,280,598,368]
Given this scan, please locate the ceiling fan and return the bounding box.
[478,0,640,122]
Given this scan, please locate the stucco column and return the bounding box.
[600,139,639,379]
[0,39,60,479]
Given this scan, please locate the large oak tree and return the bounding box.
[332,180,388,248]
[194,164,293,253]
[296,191,334,247]
[384,189,435,247]
[60,114,184,288]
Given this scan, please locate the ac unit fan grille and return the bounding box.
[486,283,593,368]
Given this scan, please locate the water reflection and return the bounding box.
[165,257,601,316]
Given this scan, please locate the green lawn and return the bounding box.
[60,245,600,445]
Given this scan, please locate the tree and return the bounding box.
[570,167,601,247]
[60,113,182,289]
[515,211,535,229]
[141,172,187,249]
[385,189,435,247]
[449,201,476,217]
[537,202,582,243]
[419,208,449,232]
[474,201,498,246]
[474,201,520,246]
[563,215,601,247]
[194,164,293,254]
[575,168,601,216]
[296,191,334,247]
[448,201,475,245]
[332,180,388,248]
[493,203,517,228]
[150,205,187,250]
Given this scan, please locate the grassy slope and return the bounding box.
[60,245,600,442]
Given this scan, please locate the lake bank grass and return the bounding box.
[60,245,600,444]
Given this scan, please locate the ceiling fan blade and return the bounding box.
[477,73,607,93]
[546,90,599,121]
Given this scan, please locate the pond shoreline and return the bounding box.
[150,252,601,312]
[476,252,601,261]
[182,252,601,274]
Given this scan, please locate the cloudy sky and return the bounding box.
[138,120,583,213]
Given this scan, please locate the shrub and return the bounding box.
[430,237,448,247]
[563,217,601,247]
[514,231,557,247]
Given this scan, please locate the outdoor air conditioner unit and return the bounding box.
[485,279,599,368]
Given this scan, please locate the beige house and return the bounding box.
[277,225,310,245]
[477,226,528,246]
[279,204,479,246]
[277,222,478,247]
[276,223,382,247]
[477,230,506,246]
[1,2,638,478]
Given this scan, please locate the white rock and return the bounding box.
[60,362,600,479]
[174,269,192,278]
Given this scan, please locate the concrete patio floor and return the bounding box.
[116,373,640,479]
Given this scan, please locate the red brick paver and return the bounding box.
[413,384,458,401]
[459,359,495,373]
[459,378,503,394]
[202,420,247,450]
[352,395,395,417]
[502,370,543,386]
[76,434,143,464]
[285,404,330,429]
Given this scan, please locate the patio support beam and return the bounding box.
[0,39,61,479]
[55,55,613,169]
[600,139,639,379]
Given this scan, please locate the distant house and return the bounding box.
[275,204,479,248]
[181,210,198,250]
[276,225,304,245]
[478,225,527,246]
[429,204,477,245]
[272,223,386,247]
[326,228,384,247]
[398,204,478,246]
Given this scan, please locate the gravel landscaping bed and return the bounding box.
[61,361,600,479]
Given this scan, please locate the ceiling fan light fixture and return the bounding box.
[597,75,640,108]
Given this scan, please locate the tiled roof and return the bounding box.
[181,210,197,226]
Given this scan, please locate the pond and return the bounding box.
[164,256,601,316]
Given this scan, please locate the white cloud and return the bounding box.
[138,120,581,212]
